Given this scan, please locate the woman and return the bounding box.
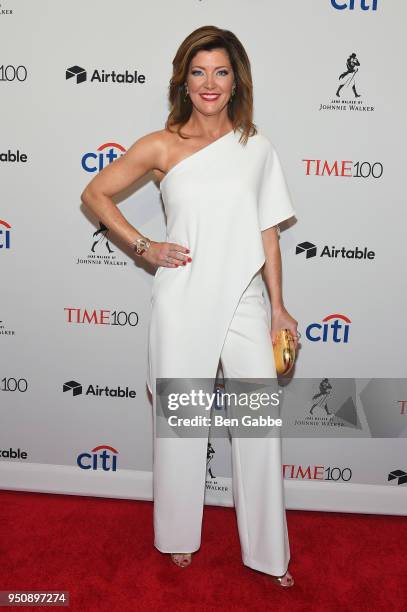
[81,25,299,588]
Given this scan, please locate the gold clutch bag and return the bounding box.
[273,329,296,376]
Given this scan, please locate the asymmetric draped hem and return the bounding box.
[146,127,296,395]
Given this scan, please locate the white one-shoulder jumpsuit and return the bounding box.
[146,127,297,576]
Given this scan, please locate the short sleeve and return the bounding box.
[258,142,296,231]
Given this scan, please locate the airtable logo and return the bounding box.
[63,379,136,399]
[306,314,351,343]
[296,241,375,260]
[66,65,87,83]
[82,142,126,173]
[388,470,407,486]
[77,445,118,471]
[0,447,28,460]
[66,65,146,85]
[0,149,28,163]
[63,381,82,396]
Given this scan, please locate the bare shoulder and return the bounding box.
[126,129,166,159]
[126,128,175,181]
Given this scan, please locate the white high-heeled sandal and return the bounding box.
[170,553,192,568]
[271,570,295,587]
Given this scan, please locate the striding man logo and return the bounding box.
[310,378,333,416]
[91,222,114,254]
[206,441,216,479]
[336,53,362,98]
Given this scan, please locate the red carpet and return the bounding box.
[1,490,406,611]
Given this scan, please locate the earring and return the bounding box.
[183,82,189,101]
[229,84,236,103]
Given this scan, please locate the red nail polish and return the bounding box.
[188,257,192,262]
[186,249,190,253]
[182,261,186,265]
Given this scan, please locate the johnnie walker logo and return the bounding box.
[319,52,375,113]
[76,222,128,267]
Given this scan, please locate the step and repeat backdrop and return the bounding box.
[1,1,406,515]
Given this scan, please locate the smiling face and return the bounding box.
[185,47,235,117]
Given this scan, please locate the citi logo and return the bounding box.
[296,241,375,260]
[0,220,11,249]
[306,314,351,343]
[77,445,118,471]
[63,380,136,399]
[82,142,126,173]
[331,0,378,10]
[388,470,407,486]
[66,65,146,85]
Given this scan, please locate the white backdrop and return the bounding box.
[1,0,407,515]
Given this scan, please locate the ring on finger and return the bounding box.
[165,255,176,265]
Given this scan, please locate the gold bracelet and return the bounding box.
[133,236,151,256]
